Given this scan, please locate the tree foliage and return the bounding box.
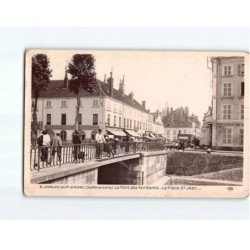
[67,54,97,95]
[67,54,97,130]
[32,54,52,97]
[31,54,52,140]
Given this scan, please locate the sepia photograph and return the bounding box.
[24,50,249,197]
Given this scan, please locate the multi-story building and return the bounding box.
[162,106,201,142]
[32,71,164,143]
[207,56,245,150]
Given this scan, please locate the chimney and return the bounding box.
[142,100,146,109]
[180,107,184,121]
[167,107,170,116]
[170,107,173,113]
[119,75,125,96]
[128,91,134,100]
[107,70,114,97]
[64,67,68,88]
[185,106,189,117]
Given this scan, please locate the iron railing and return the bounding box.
[30,141,166,171]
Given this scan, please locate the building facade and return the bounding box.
[162,107,201,142]
[32,72,164,143]
[209,56,244,150]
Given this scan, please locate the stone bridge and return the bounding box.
[31,151,168,185]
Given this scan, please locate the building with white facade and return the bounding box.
[207,56,245,150]
[32,71,164,143]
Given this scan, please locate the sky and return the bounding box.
[45,50,213,122]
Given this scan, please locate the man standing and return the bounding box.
[39,130,51,166]
[72,130,81,163]
[51,133,62,166]
[95,129,106,159]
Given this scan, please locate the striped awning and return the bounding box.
[124,129,140,137]
[107,128,126,137]
[149,133,155,138]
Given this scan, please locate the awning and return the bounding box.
[143,136,153,140]
[107,128,126,137]
[124,129,140,137]
[149,133,155,138]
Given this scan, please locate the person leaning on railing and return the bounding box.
[37,130,51,166]
[50,133,62,166]
[72,130,81,163]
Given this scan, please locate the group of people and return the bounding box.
[95,129,136,159]
[36,130,62,166]
[35,128,137,166]
[166,139,188,151]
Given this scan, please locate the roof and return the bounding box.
[34,79,150,114]
[165,120,192,128]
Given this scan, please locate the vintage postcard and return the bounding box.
[24,50,249,198]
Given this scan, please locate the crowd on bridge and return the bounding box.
[34,128,155,167]
[33,128,194,169]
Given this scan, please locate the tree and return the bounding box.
[32,54,52,140]
[67,54,97,130]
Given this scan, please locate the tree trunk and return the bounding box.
[75,93,80,131]
[32,96,38,144]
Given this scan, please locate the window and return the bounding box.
[241,105,244,120]
[223,105,232,120]
[78,114,82,125]
[237,64,244,75]
[93,114,98,125]
[239,129,244,145]
[81,133,86,141]
[222,128,232,144]
[60,130,67,141]
[223,65,232,76]
[241,82,244,96]
[61,100,67,107]
[46,100,51,107]
[127,119,129,128]
[134,120,136,129]
[61,114,66,125]
[124,118,126,128]
[139,122,141,130]
[130,119,132,129]
[107,114,110,126]
[46,114,51,125]
[91,131,97,140]
[119,117,121,127]
[223,83,232,97]
[93,99,98,107]
[114,116,116,126]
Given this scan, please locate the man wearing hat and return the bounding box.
[95,129,106,159]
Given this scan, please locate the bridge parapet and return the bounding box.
[30,141,166,172]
